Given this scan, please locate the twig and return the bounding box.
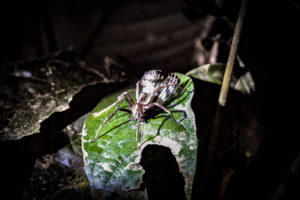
[219,0,248,106]
[200,0,248,192]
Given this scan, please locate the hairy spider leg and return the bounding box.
[145,102,178,123]
[136,80,141,100]
[142,122,145,143]
[136,120,140,143]
[90,91,135,143]
[135,120,146,144]
[146,79,194,105]
[145,83,179,104]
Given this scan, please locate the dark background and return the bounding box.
[0,0,296,200]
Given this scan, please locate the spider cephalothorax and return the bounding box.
[90,69,181,143]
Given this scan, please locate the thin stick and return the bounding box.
[218,0,248,107]
[200,0,248,190]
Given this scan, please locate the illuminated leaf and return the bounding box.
[82,73,197,200]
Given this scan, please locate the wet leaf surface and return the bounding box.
[82,73,197,200]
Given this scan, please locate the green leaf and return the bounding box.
[82,73,197,200]
[186,63,255,95]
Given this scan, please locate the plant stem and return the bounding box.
[219,0,248,106]
[200,0,248,191]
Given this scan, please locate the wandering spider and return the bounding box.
[90,69,186,143]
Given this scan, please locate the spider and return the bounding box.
[90,70,185,144]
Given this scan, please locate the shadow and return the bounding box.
[139,145,186,200]
[139,109,187,148]
[114,109,131,120]
[90,106,133,142]
[138,79,193,148]
[165,78,194,109]
[142,78,193,125]
[118,108,131,114]
[146,109,187,123]
[138,117,170,148]
[98,77,193,147]
[91,119,132,142]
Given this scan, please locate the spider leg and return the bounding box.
[90,91,134,143]
[145,102,178,123]
[128,113,134,121]
[136,80,141,101]
[136,120,140,143]
[145,83,178,104]
[90,103,121,143]
[122,92,134,109]
[141,122,145,143]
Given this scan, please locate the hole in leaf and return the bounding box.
[140,144,186,200]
